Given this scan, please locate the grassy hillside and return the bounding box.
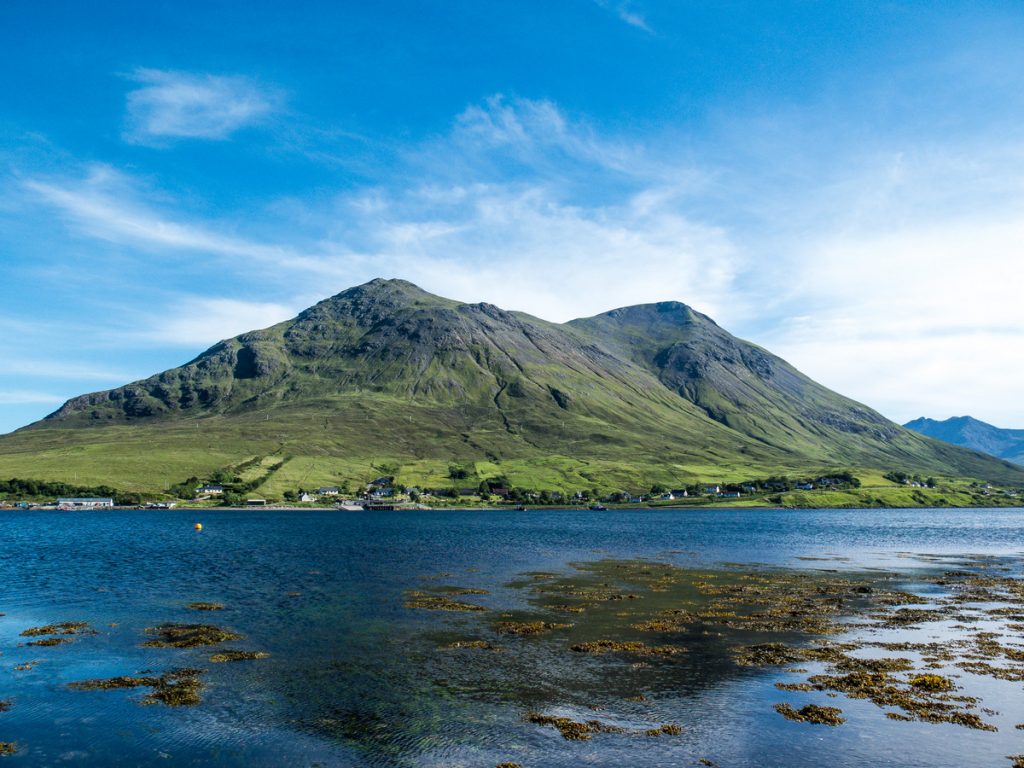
[2,279,1022,500]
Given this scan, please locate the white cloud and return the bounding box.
[592,0,652,32]
[138,297,299,347]
[0,390,67,405]
[124,68,277,143]
[446,95,677,181]
[754,150,1024,427]
[15,93,1024,427]
[0,359,138,381]
[22,165,343,277]
[342,182,738,323]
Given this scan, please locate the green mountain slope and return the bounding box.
[1,278,1020,495]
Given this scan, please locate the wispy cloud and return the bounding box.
[124,68,278,144]
[0,390,68,405]
[21,165,344,277]
[335,183,738,323]
[592,0,652,32]
[0,358,138,382]
[752,144,1024,426]
[441,95,685,183]
[136,296,299,347]
[13,92,1024,427]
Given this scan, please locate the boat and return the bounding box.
[515,504,527,511]
[589,503,607,511]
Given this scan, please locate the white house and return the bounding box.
[299,492,316,502]
[57,498,114,509]
[197,484,224,495]
[318,487,339,496]
[704,485,720,494]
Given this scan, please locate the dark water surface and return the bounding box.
[1,507,1023,766]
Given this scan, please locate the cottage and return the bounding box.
[718,491,741,498]
[57,497,114,509]
[144,501,176,509]
[299,492,316,502]
[318,486,339,496]
[659,492,675,500]
[795,483,815,491]
[704,485,720,495]
[196,484,224,495]
[671,489,689,497]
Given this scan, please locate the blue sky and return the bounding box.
[2,1,1024,432]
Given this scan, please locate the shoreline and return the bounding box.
[4,502,1023,513]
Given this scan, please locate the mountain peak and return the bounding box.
[905,416,1024,466]
[16,277,1024,488]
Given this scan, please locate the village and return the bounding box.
[0,471,895,510]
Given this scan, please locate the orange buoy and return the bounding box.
[194,523,203,531]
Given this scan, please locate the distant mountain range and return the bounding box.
[904,416,1024,466]
[1,278,1020,495]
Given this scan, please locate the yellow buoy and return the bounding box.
[194,523,202,531]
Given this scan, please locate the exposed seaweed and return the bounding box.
[143,623,241,648]
[69,668,205,707]
[208,649,270,663]
[25,637,72,647]
[774,703,845,725]
[569,640,683,656]
[440,639,501,651]
[494,621,571,636]
[20,621,93,637]
[524,711,681,741]
[404,591,487,612]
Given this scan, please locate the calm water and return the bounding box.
[1,507,1023,767]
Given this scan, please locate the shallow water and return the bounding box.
[0,507,1023,766]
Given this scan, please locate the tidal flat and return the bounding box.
[0,506,1023,766]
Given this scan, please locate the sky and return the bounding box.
[2,0,1023,433]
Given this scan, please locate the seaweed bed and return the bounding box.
[20,621,94,639]
[69,668,206,707]
[524,711,682,740]
[404,555,1024,743]
[143,623,242,648]
[186,602,225,611]
[209,649,270,663]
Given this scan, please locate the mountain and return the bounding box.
[1,278,1021,495]
[904,416,1024,466]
